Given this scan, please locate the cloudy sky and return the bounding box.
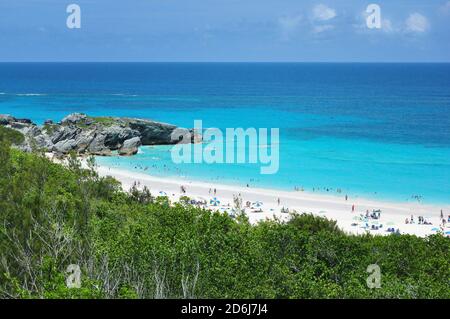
[0,0,449,62]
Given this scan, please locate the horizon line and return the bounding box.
[1,61,450,64]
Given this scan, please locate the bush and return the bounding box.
[0,140,448,299]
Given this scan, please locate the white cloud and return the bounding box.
[381,19,395,33]
[405,13,429,33]
[312,4,336,21]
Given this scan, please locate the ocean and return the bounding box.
[0,62,449,204]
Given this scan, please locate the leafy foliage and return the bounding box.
[0,137,448,299]
[0,126,25,145]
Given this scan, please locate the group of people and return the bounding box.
[295,186,344,195]
[405,215,432,225]
[366,209,381,220]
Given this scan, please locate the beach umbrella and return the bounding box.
[445,231,450,235]
[210,197,220,206]
[318,210,327,214]
[158,191,167,196]
[252,201,263,207]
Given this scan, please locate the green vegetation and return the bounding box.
[0,131,448,299]
[90,116,117,126]
[0,126,24,145]
[58,115,117,128]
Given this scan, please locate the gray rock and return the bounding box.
[118,137,141,156]
[9,122,30,130]
[50,126,80,144]
[61,113,88,125]
[128,119,177,145]
[103,125,139,150]
[1,112,194,156]
[27,125,43,137]
[16,118,32,124]
[87,133,111,155]
[31,134,52,150]
[53,139,77,153]
[0,114,15,125]
[74,131,95,153]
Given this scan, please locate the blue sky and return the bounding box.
[0,0,449,62]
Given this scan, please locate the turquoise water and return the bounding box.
[0,63,449,204]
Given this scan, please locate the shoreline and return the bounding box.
[94,163,450,237]
[97,159,450,207]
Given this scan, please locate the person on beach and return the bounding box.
[352,204,355,213]
[440,210,444,219]
[277,198,280,206]
[345,195,348,201]
[214,188,217,195]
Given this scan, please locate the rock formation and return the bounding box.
[0,113,198,156]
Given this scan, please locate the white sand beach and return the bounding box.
[93,163,450,238]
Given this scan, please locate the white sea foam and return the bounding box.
[110,93,139,97]
[15,93,46,96]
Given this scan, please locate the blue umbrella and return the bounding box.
[210,197,220,206]
[159,191,167,196]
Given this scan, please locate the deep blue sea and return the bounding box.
[1,63,449,204]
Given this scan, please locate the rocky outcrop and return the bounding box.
[0,113,197,156]
[118,137,141,156]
